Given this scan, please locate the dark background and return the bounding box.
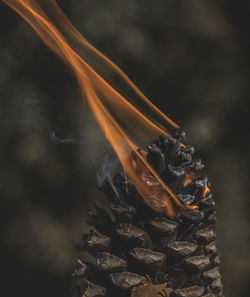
[0,1,250,296]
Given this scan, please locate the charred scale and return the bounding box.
[72,133,223,297]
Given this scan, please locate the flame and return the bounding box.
[203,186,210,198]
[3,0,198,217]
[183,172,196,187]
[184,172,210,198]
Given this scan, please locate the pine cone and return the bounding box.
[72,133,223,297]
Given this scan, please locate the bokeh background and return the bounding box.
[1,1,250,296]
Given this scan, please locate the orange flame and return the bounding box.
[203,186,210,198]
[183,172,196,187]
[3,0,198,217]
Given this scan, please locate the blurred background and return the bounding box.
[0,0,250,296]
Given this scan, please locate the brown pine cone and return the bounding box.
[72,133,223,297]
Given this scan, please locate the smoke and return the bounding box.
[96,150,128,203]
[96,149,121,188]
[50,127,122,194]
[50,126,124,200]
[49,129,75,144]
[50,128,76,144]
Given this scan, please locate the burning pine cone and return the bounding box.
[72,133,223,297]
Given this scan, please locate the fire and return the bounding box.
[3,0,198,217]
[203,186,210,198]
[183,172,196,187]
